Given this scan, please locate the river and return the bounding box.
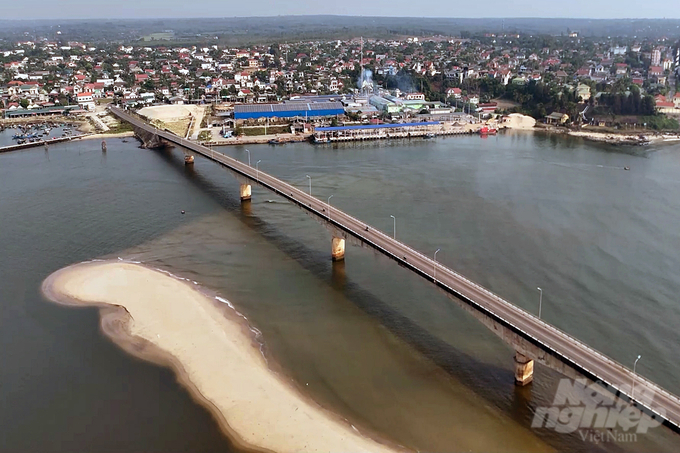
[1,131,679,452]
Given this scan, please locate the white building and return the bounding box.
[76,92,95,111]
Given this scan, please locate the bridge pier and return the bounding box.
[239,184,252,201]
[514,352,534,386]
[331,237,345,261]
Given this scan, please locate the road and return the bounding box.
[112,106,680,434]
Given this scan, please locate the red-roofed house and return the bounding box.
[446,87,462,99]
[76,92,95,111]
[649,66,663,77]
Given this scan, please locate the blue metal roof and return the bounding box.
[315,121,441,132]
[234,102,344,119]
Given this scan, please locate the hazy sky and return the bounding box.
[3,0,680,20]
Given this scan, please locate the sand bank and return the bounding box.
[42,261,403,453]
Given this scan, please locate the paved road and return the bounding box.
[112,107,680,434]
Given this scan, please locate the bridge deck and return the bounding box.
[111,106,680,434]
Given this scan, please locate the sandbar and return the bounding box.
[42,261,403,453]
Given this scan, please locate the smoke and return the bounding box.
[358,68,375,94]
[394,72,415,94]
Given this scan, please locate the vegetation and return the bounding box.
[637,115,680,130]
[241,125,290,136]
[197,130,212,141]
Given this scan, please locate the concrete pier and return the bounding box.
[331,237,345,261]
[239,183,252,201]
[514,352,534,386]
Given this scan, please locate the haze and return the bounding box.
[3,0,680,20]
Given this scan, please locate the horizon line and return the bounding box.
[3,15,680,21]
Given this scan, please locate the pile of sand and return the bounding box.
[138,104,201,122]
[42,261,401,453]
[502,113,536,130]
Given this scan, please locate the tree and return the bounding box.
[20,99,29,108]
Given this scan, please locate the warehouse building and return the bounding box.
[234,102,344,120]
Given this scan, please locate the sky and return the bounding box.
[3,0,680,20]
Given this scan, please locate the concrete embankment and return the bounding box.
[0,134,91,154]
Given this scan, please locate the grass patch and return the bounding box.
[107,121,134,134]
[198,130,212,141]
[242,125,290,136]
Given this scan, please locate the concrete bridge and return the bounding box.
[112,106,680,435]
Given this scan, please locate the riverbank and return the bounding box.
[42,261,404,453]
[534,123,680,145]
[81,131,135,140]
[567,129,680,145]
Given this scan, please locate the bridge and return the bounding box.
[111,106,680,435]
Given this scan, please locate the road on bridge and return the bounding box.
[111,106,680,434]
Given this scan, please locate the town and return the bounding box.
[1,28,680,146]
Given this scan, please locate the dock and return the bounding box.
[0,134,91,154]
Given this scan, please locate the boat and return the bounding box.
[184,155,195,165]
[268,139,283,145]
[479,126,489,135]
[424,133,436,139]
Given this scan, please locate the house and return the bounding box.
[576,83,591,101]
[477,102,498,113]
[655,100,677,114]
[446,87,462,99]
[545,112,569,124]
[614,63,628,75]
[649,66,663,77]
[554,70,568,81]
[76,92,95,111]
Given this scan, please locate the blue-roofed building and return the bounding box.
[234,102,344,120]
[313,121,444,142]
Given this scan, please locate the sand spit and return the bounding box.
[42,261,403,453]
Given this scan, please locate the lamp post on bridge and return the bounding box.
[256,160,261,182]
[306,175,312,195]
[537,287,543,319]
[433,248,441,282]
[327,195,334,221]
[632,355,642,400]
[245,148,251,166]
[390,215,396,239]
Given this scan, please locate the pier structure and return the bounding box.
[313,121,479,143]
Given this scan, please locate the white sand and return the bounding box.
[138,104,202,122]
[42,261,403,453]
[502,113,536,130]
[81,131,135,140]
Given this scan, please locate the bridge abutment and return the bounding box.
[331,237,345,261]
[514,352,534,386]
[240,184,252,201]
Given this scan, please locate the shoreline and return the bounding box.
[534,124,680,145]
[42,260,405,453]
[80,131,135,140]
